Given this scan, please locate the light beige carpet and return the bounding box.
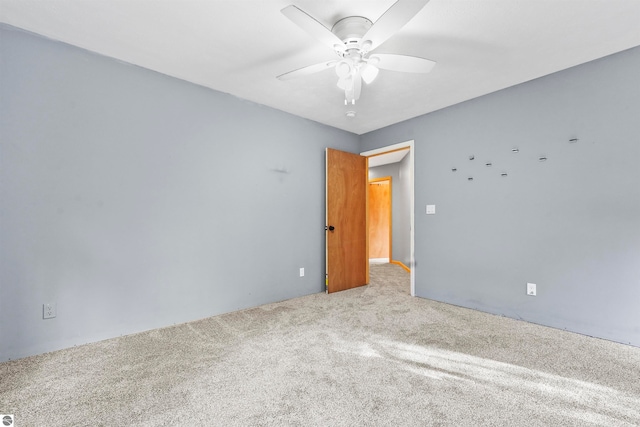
[1,263,639,426]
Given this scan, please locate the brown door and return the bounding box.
[326,148,368,293]
[368,177,392,260]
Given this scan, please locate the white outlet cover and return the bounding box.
[43,302,57,319]
[527,283,537,296]
[426,205,436,215]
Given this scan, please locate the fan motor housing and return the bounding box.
[332,16,372,47]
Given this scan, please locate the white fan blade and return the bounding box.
[371,54,435,73]
[277,60,337,80]
[363,0,431,50]
[281,5,344,52]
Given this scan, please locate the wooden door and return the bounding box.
[326,148,368,293]
[368,178,392,260]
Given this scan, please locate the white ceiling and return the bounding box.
[2,0,640,135]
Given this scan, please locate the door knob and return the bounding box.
[326,225,335,231]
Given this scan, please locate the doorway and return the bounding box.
[368,177,392,263]
[361,141,415,296]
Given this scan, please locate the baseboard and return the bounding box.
[390,260,411,273]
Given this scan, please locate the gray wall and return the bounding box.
[368,155,411,266]
[361,46,640,346]
[0,25,359,361]
[3,23,638,362]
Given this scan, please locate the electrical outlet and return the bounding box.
[527,283,537,296]
[299,268,304,277]
[43,302,57,319]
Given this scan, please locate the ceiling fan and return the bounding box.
[277,0,436,105]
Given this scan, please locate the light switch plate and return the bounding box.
[426,205,436,215]
[299,268,304,277]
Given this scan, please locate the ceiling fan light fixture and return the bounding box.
[279,2,435,106]
[338,76,353,91]
[335,60,352,78]
[361,63,379,84]
[344,82,357,105]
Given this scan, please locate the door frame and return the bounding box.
[361,140,415,296]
